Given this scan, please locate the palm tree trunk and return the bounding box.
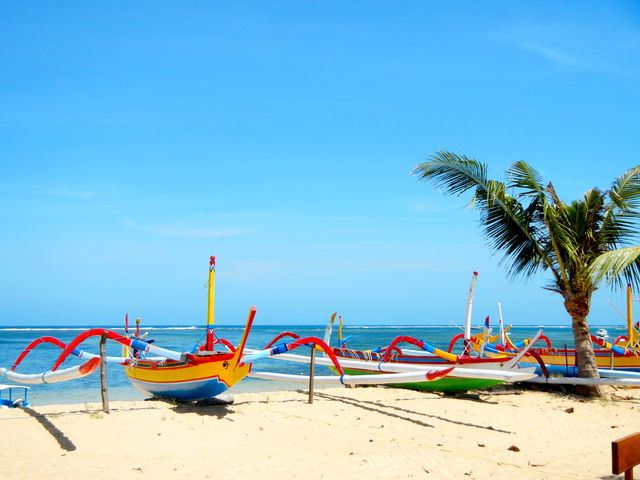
[563,292,604,397]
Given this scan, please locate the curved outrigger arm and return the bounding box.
[8,329,187,379]
[445,330,545,368]
[10,336,145,371]
[51,328,184,371]
[263,331,302,349]
[244,336,345,376]
[381,335,480,363]
[590,335,628,356]
[11,336,68,370]
[464,329,550,359]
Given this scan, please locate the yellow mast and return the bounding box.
[628,284,636,347]
[206,256,216,350]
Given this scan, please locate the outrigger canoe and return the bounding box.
[471,284,640,376]
[2,257,256,402]
[296,273,539,393]
[252,309,538,393]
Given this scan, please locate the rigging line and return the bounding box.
[607,299,627,322]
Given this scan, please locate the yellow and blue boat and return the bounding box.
[2,257,256,402]
[123,257,255,401]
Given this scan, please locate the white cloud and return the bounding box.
[407,201,452,214]
[494,24,621,72]
[32,187,98,199]
[123,220,244,239]
[509,39,589,69]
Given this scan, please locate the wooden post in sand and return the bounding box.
[308,348,316,404]
[100,332,110,413]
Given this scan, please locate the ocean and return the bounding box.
[0,323,626,406]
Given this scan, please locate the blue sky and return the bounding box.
[1,1,639,326]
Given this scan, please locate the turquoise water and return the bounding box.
[0,324,626,406]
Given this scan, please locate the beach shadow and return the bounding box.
[313,391,435,428]
[232,391,311,407]
[233,398,302,406]
[21,407,76,452]
[314,391,513,434]
[171,403,235,419]
[142,397,236,419]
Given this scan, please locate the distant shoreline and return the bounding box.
[0,324,627,330]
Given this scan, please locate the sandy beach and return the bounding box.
[1,385,638,480]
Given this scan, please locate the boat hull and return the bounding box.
[486,347,640,373]
[330,349,511,392]
[125,354,251,401]
[338,367,503,392]
[127,375,231,401]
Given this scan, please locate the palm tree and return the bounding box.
[413,150,640,396]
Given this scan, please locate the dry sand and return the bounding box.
[1,385,638,480]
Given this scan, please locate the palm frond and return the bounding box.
[589,246,640,290]
[506,161,545,198]
[413,151,561,283]
[541,199,573,289]
[608,165,640,212]
[478,183,547,278]
[412,150,487,198]
[602,216,639,247]
[602,166,640,245]
[563,190,605,261]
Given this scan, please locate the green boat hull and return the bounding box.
[337,367,503,393]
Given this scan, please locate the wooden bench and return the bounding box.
[613,433,640,480]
